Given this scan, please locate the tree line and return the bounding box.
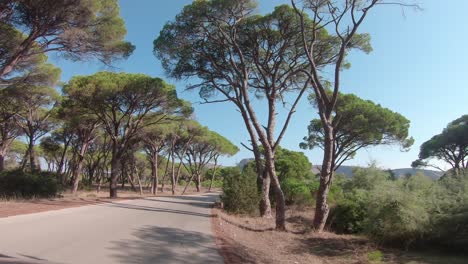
[0,0,239,198]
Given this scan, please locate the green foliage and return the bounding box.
[281,177,314,206]
[331,166,468,251]
[367,250,383,263]
[275,147,312,181]
[0,170,60,199]
[201,180,222,188]
[413,115,468,173]
[221,168,260,215]
[329,189,368,234]
[301,92,413,170]
[0,0,134,79]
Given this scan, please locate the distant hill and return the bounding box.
[392,168,443,180]
[313,165,443,180]
[238,158,254,169]
[239,159,443,180]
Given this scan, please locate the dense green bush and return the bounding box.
[331,166,468,251]
[281,177,314,206]
[221,168,259,215]
[329,189,368,234]
[201,179,223,188]
[0,170,60,199]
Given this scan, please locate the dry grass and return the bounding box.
[212,206,468,264]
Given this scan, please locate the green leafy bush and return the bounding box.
[329,189,368,234]
[0,170,60,199]
[367,250,383,263]
[281,177,314,206]
[331,167,468,251]
[221,169,259,215]
[201,180,223,188]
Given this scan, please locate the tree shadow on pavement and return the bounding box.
[109,225,223,264]
[0,254,58,264]
[143,198,213,209]
[98,202,213,218]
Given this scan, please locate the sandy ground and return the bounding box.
[212,206,468,264]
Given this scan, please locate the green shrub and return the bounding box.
[221,169,259,215]
[201,180,223,188]
[281,178,314,206]
[367,250,383,263]
[0,170,60,199]
[364,180,431,248]
[329,189,368,234]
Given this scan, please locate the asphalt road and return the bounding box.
[0,193,223,264]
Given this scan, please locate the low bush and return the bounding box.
[331,166,468,251]
[329,189,368,234]
[281,177,314,206]
[0,170,60,199]
[221,169,259,215]
[201,179,223,188]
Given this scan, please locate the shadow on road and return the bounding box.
[98,202,213,218]
[0,254,58,264]
[110,225,222,264]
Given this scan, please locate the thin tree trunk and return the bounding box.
[136,167,143,196]
[109,149,121,198]
[71,142,90,195]
[173,160,184,194]
[170,150,176,195]
[264,149,286,231]
[195,172,201,192]
[209,158,218,192]
[28,136,37,172]
[150,155,158,195]
[58,141,70,185]
[259,170,272,218]
[0,152,5,172]
[161,151,171,193]
[182,174,195,194]
[313,125,334,232]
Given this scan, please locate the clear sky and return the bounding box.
[49,0,468,170]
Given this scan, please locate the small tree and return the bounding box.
[301,92,413,173]
[413,115,468,174]
[12,70,61,171]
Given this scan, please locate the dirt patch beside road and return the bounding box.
[211,207,371,264]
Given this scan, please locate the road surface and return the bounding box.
[0,193,223,264]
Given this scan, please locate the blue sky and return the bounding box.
[49,0,468,169]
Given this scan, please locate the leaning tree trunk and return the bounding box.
[313,124,335,232]
[182,173,195,195]
[71,142,90,195]
[173,160,185,194]
[239,107,272,218]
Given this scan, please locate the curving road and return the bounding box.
[0,193,223,264]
